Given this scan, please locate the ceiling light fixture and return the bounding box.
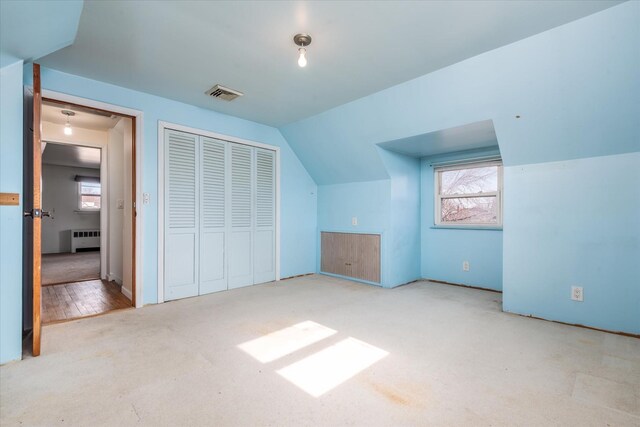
[293,33,312,68]
[61,110,75,135]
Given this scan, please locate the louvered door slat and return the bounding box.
[256,150,275,228]
[231,144,252,229]
[199,136,227,294]
[254,148,276,284]
[164,130,199,301]
[201,137,226,229]
[167,132,196,229]
[228,143,254,289]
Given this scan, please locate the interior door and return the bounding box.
[253,148,276,284]
[228,143,254,289]
[164,129,199,301]
[23,64,43,356]
[199,136,227,294]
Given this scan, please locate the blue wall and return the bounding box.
[282,2,639,180]
[282,2,639,333]
[378,149,421,287]
[420,150,503,291]
[0,65,318,363]
[24,66,318,306]
[316,149,422,288]
[317,180,390,285]
[2,1,639,365]
[504,153,640,334]
[0,60,24,363]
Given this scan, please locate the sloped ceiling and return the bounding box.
[281,2,639,184]
[378,120,498,159]
[0,0,83,68]
[38,0,621,126]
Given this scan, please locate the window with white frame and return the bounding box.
[78,180,101,210]
[434,161,502,227]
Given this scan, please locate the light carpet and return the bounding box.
[1,275,638,426]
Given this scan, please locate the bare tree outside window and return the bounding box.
[436,163,502,226]
[78,182,101,210]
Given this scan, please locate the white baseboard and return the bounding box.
[107,274,123,285]
[121,285,132,301]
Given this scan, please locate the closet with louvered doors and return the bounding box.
[163,128,277,301]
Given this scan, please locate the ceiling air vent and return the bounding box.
[205,84,244,101]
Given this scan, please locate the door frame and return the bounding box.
[42,89,144,308]
[156,121,281,303]
[40,140,108,279]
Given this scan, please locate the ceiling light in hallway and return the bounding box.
[61,110,75,135]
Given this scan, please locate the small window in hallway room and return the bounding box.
[77,180,101,210]
[435,161,502,227]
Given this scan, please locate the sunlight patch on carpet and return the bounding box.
[238,321,337,363]
[277,337,389,397]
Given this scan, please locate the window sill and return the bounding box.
[430,225,503,231]
[74,210,100,214]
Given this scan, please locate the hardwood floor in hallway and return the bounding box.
[42,279,131,324]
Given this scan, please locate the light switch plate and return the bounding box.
[117,199,124,209]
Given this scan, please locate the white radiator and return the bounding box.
[71,229,100,253]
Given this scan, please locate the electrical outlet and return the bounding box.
[463,261,470,272]
[571,286,584,302]
[351,217,358,226]
[143,193,150,205]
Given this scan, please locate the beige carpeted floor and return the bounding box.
[41,252,100,285]
[1,275,638,426]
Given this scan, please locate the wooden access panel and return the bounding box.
[321,232,381,283]
[0,193,19,205]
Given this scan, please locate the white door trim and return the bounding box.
[157,121,281,303]
[42,89,145,308]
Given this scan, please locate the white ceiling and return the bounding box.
[42,143,101,170]
[40,0,622,126]
[42,101,120,131]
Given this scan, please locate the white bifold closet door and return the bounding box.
[164,130,199,301]
[199,137,227,294]
[254,149,276,284]
[164,129,276,301]
[228,143,254,289]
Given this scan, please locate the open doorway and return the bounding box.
[38,100,134,323]
[22,66,142,356]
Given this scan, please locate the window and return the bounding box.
[78,181,101,210]
[434,161,502,227]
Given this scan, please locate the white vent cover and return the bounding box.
[205,84,244,101]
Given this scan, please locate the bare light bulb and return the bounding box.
[64,122,73,135]
[297,47,307,67]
